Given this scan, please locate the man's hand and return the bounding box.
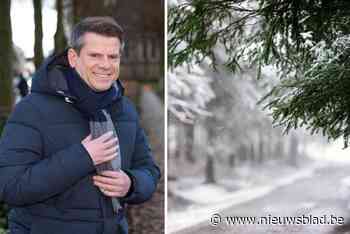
[92,170,132,198]
[81,132,118,166]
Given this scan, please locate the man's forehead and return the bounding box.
[84,47,120,55]
[81,44,120,56]
[82,32,121,50]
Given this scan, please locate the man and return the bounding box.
[0,17,160,234]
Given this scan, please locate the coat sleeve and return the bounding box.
[0,100,95,206]
[121,119,161,205]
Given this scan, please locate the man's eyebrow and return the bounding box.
[109,53,120,57]
[87,51,102,55]
[87,52,119,56]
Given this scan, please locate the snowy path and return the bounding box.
[169,163,350,234]
[167,162,321,233]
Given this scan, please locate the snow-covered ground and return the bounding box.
[168,140,350,233]
[167,162,323,233]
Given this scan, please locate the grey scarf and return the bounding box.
[90,109,122,213]
[63,67,123,213]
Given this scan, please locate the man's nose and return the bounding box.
[98,57,112,69]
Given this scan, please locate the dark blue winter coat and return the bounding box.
[0,51,161,234]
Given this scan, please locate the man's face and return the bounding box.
[68,32,121,92]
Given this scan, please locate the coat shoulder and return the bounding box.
[7,94,44,126]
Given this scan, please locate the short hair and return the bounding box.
[69,16,124,54]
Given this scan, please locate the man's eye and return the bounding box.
[90,54,99,58]
[110,55,120,60]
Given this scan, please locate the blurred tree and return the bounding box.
[250,143,255,163]
[229,153,236,168]
[33,0,44,69]
[184,123,195,163]
[54,0,68,54]
[0,0,14,119]
[0,1,12,229]
[168,66,214,124]
[169,0,350,147]
[289,134,299,167]
[71,0,80,24]
[258,137,264,164]
[204,155,216,184]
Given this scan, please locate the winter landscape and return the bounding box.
[168,1,350,233]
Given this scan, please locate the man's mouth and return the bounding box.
[93,73,112,79]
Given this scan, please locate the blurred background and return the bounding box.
[167,1,350,234]
[0,0,164,233]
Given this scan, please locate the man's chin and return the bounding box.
[90,83,113,92]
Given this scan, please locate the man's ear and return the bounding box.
[67,48,78,68]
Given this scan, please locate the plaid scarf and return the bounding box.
[65,68,122,213]
[90,110,122,213]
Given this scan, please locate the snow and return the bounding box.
[168,64,215,123]
[168,186,273,233]
[298,201,316,210]
[168,138,348,234]
[340,176,350,187]
[306,139,350,163]
[168,162,323,233]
